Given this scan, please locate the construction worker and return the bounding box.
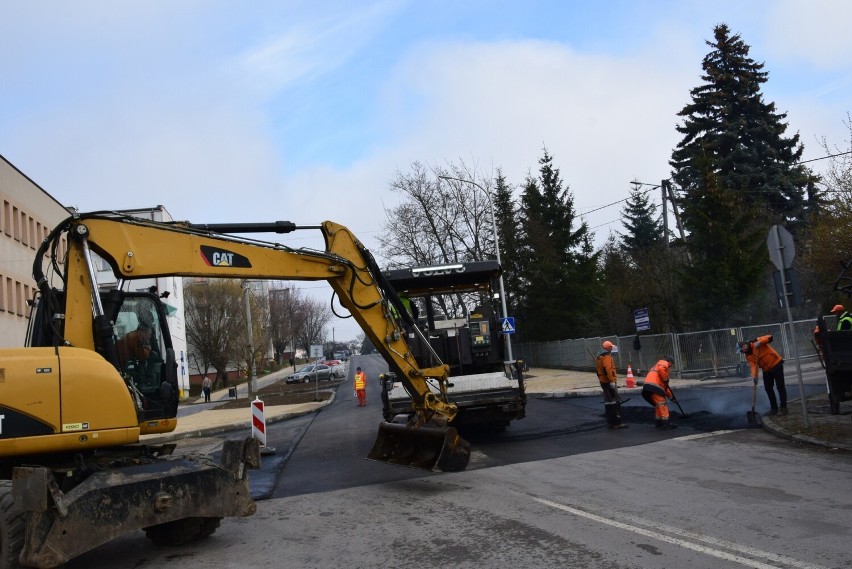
[354,366,367,407]
[117,319,152,363]
[739,335,787,415]
[832,304,852,331]
[595,340,627,429]
[641,357,677,429]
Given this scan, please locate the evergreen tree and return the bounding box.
[492,169,520,316]
[619,184,663,257]
[671,24,816,230]
[516,148,598,340]
[669,24,818,327]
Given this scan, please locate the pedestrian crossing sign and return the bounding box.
[500,317,516,334]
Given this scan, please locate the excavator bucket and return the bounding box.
[367,422,471,472]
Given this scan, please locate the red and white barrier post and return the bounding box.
[251,396,266,447]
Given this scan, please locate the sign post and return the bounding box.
[767,225,809,426]
[633,308,650,332]
[500,317,516,334]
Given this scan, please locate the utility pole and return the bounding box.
[243,281,256,397]
[661,180,669,248]
[438,175,514,362]
[662,179,691,263]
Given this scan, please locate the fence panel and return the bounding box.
[611,333,671,375]
[515,315,833,379]
[785,319,821,364]
[676,328,739,377]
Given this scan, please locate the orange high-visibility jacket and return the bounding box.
[595,351,617,384]
[745,334,783,377]
[354,372,366,390]
[642,360,673,399]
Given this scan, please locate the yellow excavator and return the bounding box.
[0,211,470,568]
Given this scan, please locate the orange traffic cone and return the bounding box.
[625,365,636,388]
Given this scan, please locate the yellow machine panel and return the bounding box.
[57,347,139,432]
[0,347,141,457]
[0,347,61,439]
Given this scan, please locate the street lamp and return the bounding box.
[438,175,514,362]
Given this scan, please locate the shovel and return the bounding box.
[746,379,760,424]
[668,384,690,419]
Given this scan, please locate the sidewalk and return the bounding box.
[142,367,852,452]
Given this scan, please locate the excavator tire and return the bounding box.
[0,481,25,569]
[144,516,222,546]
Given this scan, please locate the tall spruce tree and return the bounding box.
[669,24,817,327]
[671,24,815,229]
[619,185,663,257]
[516,149,598,340]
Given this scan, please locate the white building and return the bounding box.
[0,154,70,347]
[0,156,191,397]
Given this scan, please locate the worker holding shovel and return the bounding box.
[641,357,678,429]
[739,336,787,416]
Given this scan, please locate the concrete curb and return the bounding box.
[143,393,336,445]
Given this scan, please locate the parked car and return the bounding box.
[285,363,336,384]
[323,359,345,375]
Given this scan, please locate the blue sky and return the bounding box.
[2,0,850,340]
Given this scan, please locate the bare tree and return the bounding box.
[295,296,332,357]
[801,115,852,301]
[236,281,272,396]
[379,160,495,268]
[183,279,244,389]
[269,284,303,363]
[379,160,498,320]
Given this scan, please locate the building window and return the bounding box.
[15,280,23,316]
[6,277,13,314]
[3,200,10,237]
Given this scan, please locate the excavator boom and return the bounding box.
[44,212,469,470]
[0,211,472,567]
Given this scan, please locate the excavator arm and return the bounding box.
[37,211,470,471]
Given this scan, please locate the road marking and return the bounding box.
[674,430,737,441]
[533,497,828,569]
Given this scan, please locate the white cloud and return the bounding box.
[766,0,852,70]
[3,1,850,341]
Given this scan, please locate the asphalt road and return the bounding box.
[66,356,849,568]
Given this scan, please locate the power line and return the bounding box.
[800,150,852,164]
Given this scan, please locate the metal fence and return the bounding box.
[516,315,838,379]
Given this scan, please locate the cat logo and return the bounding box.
[200,245,252,268]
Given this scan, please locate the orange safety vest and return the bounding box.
[354,372,366,389]
[745,334,783,376]
[642,360,673,399]
[595,352,617,384]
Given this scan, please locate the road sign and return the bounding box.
[767,225,795,271]
[634,308,650,332]
[310,344,323,358]
[500,317,516,334]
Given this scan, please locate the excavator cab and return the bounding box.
[105,292,179,421]
[28,288,180,425]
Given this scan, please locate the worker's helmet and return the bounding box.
[831,304,845,314]
[662,355,675,365]
[602,340,615,351]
